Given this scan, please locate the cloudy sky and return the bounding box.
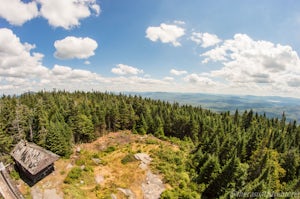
[0,0,300,98]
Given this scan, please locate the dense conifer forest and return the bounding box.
[0,91,299,198]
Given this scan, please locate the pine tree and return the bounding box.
[0,129,13,154]
[196,154,220,185]
[135,114,148,134]
[45,120,72,157]
[73,114,95,143]
[153,115,164,137]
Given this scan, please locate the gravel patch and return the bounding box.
[31,186,62,199]
[30,186,43,199]
[44,188,62,199]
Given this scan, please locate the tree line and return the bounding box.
[0,91,299,197]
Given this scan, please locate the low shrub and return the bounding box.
[121,153,137,164]
[64,167,82,184]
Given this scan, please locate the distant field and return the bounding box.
[127,92,300,123]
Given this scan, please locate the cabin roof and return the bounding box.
[10,140,59,175]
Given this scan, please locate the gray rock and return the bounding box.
[95,174,104,184]
[134,153,152,169]
[92,158,101,165]
[142,171,165,199]
[76,147,81,153]
[66,163,73,169]
[117,188,135,199]
[111,193,117,199]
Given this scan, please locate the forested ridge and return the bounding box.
[0,91,299,198]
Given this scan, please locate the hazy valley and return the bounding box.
[131,92,300,123]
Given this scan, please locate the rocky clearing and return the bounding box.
[16,131,175,199]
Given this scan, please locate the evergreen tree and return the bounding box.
[45,120,72,157]
[72,114,95,143]
[196,154,220,185]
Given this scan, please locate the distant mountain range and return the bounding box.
[126,92,300,124]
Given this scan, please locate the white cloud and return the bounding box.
[38,0,100,29]
[163,76,174,81]
[50,64,99,81]
[0,0,100,29]
[111,64,144,75]
[191,32,221,48]
[84,60,91,65]
[2,28,300,98]
[201,33,300,96]
[170,69,188,76]
[146,23,185,47]
[90,4,100,16]
[173,20,185,25]
[54,36,98,59]
[0,28,49,93]
[184,73,216,85]
[0,28,49,79]
[0,29,176,95]
[0,0,38,26]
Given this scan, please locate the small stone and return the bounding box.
[95,174,104,184]
[92,158,101,165]
[66,163,73,169]
[117,188,135,199]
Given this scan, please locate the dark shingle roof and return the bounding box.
[10,140,59,175]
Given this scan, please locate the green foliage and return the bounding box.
[0,91,299,197]
[64,167,83,184]
[103,146,116,153]
[45,119,72,157]
[0,129,13,154]
[121,153,137,164]
[9,169,20,180]
[70,114,95,143]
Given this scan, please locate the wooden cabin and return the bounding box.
[10,140,59,185]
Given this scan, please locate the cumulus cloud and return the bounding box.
[170,69,188,76]
[146,23,185,47]
[163,76,174,81]
[0,28,103,93]
[184,73,216,85]
[38,0,100,29]
[0,28,175,94]
[191,32,221,48]
[50,64,100,81]
[0,0,38,25]
[0,0,100,29]
[0,28,49,79]
[111,64,144,75]
[54,36,98,59]
[84,60,91,65]
[286,75,300,87]
[0,28,50,93]
[201,33,300,96]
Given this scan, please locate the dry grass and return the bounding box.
[18,131,177,198]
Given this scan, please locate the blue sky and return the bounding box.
[1,0,300,97]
